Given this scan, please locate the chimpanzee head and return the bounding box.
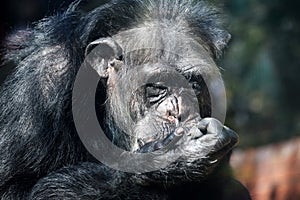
[72,0,237,184]
[0,1,249,198]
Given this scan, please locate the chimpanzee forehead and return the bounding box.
[112,26,214,65]
[122,62,190,87]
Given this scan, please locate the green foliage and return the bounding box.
[221,0,300,147]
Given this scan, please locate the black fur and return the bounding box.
[0,0,251,199]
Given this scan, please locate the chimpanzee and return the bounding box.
[0,0,251,199]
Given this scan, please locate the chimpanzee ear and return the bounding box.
[85,37,123,78]
[211,30,231,58]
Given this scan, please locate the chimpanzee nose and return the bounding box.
[156,95,180,123]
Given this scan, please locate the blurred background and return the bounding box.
[0,0,299,199]
[222,1,300,199]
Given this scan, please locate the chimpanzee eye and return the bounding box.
[145,83,168,105]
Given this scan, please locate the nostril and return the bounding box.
[177,115,182,122]
[166,110,172,116]
[166,110,180,125]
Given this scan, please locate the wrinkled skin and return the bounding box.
[99,48,239,185]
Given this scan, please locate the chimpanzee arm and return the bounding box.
[29,162,166,200]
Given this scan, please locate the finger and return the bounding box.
[198,118,223,135]
[162,127,184,150]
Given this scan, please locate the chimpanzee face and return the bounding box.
[74,37,237,179]
[101,60,238,182]
[106,63,201,152]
